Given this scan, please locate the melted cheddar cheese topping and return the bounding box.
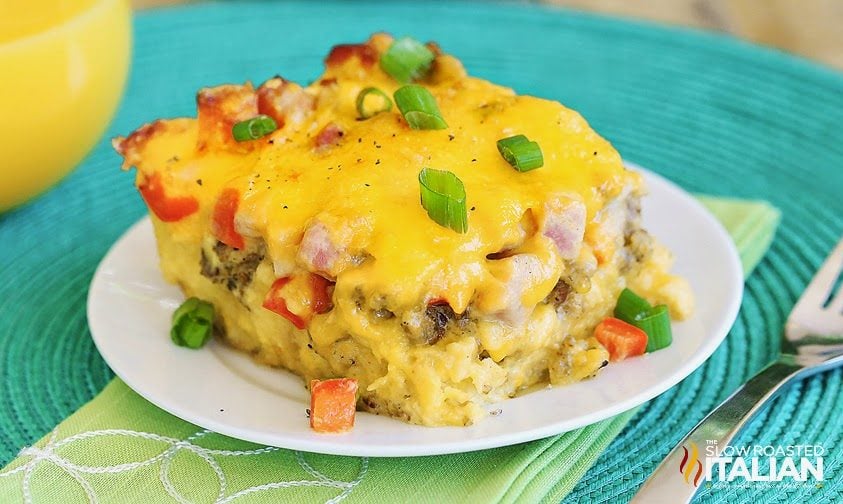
[120,36,637,315]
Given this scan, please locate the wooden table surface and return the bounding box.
[132,0,842,70]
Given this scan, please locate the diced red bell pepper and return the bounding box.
[137,172,198,222]
[263,277,306,329]
[212,188,245,249]
[262,274,334,329]
[309,274,334,315]
[324,43,377,68]
[310,378,358,433]
[594,317,648,361]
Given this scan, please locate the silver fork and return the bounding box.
[632,237,843,504]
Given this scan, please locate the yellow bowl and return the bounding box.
[0,0,131,212]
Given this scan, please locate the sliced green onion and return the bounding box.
[394,85,447,130]
[419,168,467,233]
[232,115,277,142]
[614,288,652,324]
[636,304,673,352]
[171,297,215,349]
[380,37,435,83]
[356,87,393,119]
[613,288,672,352]
[496,135,544,172]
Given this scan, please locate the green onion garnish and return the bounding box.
[496,135,544,172]
[356,87,393,119]
[613,288,672,352]
[418,168,467,233]
[614,288,652,324]
[394,85,447,130]
[232,115,277,142]
[380,37,435,83]
[637,305,673,352]
[170,297,215,349]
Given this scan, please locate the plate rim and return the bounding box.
[87,163,744,457]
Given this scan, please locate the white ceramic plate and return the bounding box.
[88,164,742,457]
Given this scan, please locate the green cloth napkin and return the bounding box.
[696,196,780,277]
[0,197,779,504]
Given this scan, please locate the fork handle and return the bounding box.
[630,358,805,504]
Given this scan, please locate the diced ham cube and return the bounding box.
[256,78,314,129]
[541,198,586,260]
[589,193,631,265]
[489,254,550,327]
[297,220,348,279]
[314,122,344,150]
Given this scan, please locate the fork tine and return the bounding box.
[793,237,843,316]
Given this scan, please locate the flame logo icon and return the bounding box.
[679,441,704,487]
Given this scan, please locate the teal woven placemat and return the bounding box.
[1,1,841,502]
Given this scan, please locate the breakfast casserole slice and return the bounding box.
[114,34,693,427]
